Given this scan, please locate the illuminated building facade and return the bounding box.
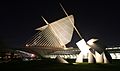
[25,15,80,59]
[25,14,114,63]
[106,47,120,59]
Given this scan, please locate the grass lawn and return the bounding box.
[0,59,120,71]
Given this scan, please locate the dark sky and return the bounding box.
[0,0,120,48]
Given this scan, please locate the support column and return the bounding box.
[103,52,109,63]
[76,53,83,63]
[88,51,94,63]
[95,51,103,63]
[55,55,68,64]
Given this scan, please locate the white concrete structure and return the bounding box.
[55,55,68,63]
[76,38,111,63]
[25,4,112,64]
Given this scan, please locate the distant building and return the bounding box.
[106,47,120,59]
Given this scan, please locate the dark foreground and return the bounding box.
[0,59,120,71]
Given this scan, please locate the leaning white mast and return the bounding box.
[59,3,83,39]
[59,3,89,63]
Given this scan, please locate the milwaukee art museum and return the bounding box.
[24,5,120,63]
[25,15,80,59]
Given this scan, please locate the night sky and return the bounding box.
[0,0,120,48]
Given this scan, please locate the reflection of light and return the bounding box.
[31,54,35,57]
[26,44,29,47]
[63,47,69,50]
[16,50,36,58]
